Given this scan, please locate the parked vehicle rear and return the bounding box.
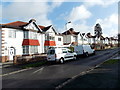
[74,45,95,57]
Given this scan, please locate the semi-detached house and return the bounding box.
[0,19,63,62]
[62,28,88,46]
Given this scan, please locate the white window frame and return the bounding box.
[8,30,16,38]
[23,46,29,54]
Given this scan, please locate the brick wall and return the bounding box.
[13,54,47,65]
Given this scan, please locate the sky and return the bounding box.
[0,0,119,37]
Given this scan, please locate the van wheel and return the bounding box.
[85,52,89,57]
[93,51,95,55]
[59,58,64,64]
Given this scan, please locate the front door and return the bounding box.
[9,47,15,61]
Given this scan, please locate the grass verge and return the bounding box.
[103,59,119,64]
[21,61,47,69]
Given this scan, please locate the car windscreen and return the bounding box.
[47,50,55,55]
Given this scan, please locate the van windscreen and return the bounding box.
[47,50,55,54]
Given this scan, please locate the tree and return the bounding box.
[94,23,102,38]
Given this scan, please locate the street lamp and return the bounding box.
[65,21,71,31]
[65,21,71,44]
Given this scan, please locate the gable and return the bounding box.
[45,26,57,34]
[24,21,41,32]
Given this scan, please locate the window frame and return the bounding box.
[8,30,16,38]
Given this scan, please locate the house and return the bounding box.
[62,28,90,46]
[110,37,118,47]
[40,25,63,53]
[0,19,46,62]
[62,28,79,45]
[86,33,95,44]
[0,19,63,62]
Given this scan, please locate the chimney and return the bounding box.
[29,19,36,23]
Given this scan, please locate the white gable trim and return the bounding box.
[23,21,42,32]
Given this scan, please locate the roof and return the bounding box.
[62,28,79,35]
[1,21,28,29]
[39,25,52,32]
[100,36,105,40]
[38,25,46,30]
[1,20,58,34]
[86,33,96,38]
[1,20,42,32]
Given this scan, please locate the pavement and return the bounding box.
[61,54,120,89]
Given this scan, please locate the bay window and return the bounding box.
[23,46,38,54]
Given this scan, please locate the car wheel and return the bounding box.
[59,58,64,64]
[73,56,77,60]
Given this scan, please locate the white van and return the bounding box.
[74,45,95,56]
[47,47,77,63]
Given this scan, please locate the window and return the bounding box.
[47,50,55,55]
[68,50,73,53]
[8,30,16,38]
[24,31,29,39]
[45,34,55,41]
[58,38,61,41]
[23,46,38,54]
[24,31,37,39]
[30,32,37,39]
[73,36,77,42]
[23,46,29,54]
[62,49,67,53]
[30,46,38,54]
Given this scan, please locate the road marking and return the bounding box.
[0,68,33,77]
[33,67,44,74]
[55,52,119,90]
[55,67,95,90]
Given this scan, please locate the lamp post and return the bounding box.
[65,21,71,44]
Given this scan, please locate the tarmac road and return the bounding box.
[2,48,120,89]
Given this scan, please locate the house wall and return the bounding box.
[71,35,78,43]
[55,35,63,46]
[38,33,45,53]
[63,35,71,44]
[77,33,83,45]
[4,28,23,56]
[24,21,39,31]
[46,27,55,37]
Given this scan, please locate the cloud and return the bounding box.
[67,5,92,23]
[83,0,119,7]
[2,1,64,26]
[95,13,118,37]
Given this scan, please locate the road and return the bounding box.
[2,48,120,89]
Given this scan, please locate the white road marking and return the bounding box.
[33,67,44,74]
[0,68,33,77]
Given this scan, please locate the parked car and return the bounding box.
[74,45,95,57]
[47,47,77,63]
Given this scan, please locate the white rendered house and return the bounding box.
[0,19,63,62]
[0,19,45,62]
